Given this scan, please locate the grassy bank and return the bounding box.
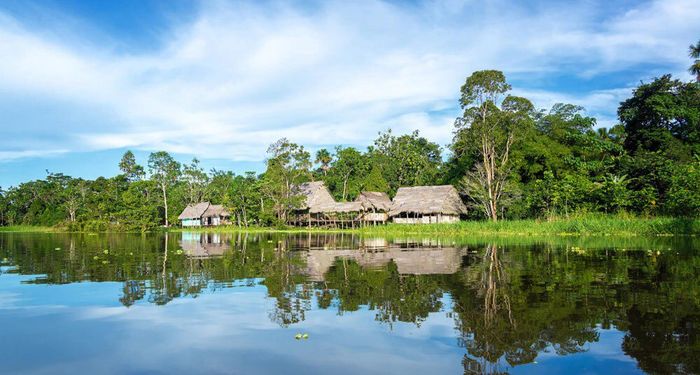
[0,225,59,233]
[360,215,700,237]
[173,214,700,237]
[3,215,699,236]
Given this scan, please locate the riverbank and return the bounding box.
[172,215,699,237]
[3,215,699,236]
[0,225,58,233]
[361,215,700,236]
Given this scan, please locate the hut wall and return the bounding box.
[392,214,460,224]
[363,212,388,222]
[181,218,201,227]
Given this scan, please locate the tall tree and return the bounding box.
[262,138,311,223]
[619,74,700,157]
[370,129,442,194]
[454,70,533,221]
[63,179,87,222]
[0,186,6,226]
[182,158,208,204]
[690,39,700,82]
[326,146,367,201]
[147,151,181,227]
[315,149,333,176]
[118,151,145,181]
[228,172,261,226]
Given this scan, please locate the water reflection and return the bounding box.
[0,232,699,374]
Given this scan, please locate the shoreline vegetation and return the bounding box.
[2,215,698,237]
[2,61,699,232]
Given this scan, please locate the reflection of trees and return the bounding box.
[451,244,600,374]
[263,242,311,327]
[119,280,145,307]
[620,252,700,374]
[1,233,700,373]
[321,259,444,327]
[482,244,513,329]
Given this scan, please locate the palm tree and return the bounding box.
[314,149,332,176]
[596,127,609,140]
[690,39,700,82]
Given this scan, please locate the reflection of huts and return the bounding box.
[292,182,363,227]
[303,247,467,281]
[179,232,229,258]
[355,191,392,223]
[178,202,231,227]
[389,185,467,224]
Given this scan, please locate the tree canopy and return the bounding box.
[2,63,700,230]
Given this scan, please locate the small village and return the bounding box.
[178,181,467,228]
[1,1,698,373]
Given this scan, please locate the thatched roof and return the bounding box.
[333,201,363,213]
[178,202,229,219]
[203,204,229,218]
[388,185,467,216]
[356,191,391,211]
[296,181,363,213]
[296,181,338,213]
[178,202,210,220]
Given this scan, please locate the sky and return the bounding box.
[0,0,699,187]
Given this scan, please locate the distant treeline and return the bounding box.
[1,68,698,231]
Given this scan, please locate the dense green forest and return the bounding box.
[1,51,699,231]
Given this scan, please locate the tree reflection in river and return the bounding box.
[0,232,698,373]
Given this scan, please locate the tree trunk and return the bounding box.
[161,183,169,227]
[342,176,348,201]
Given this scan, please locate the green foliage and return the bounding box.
[361,164,389,193]
[323,146,368,201]
[454,70,534,220]
[369,129,442,195]
[666,158,700,217]
[314,148,332,176]
[118,150,145,181]
[3,62,700,230]
[360,214,700,236]
[261,138,311,223]
[182,158,209,204]
[148,151,182,226]
[689,39,700,82]
[619,74,700,157]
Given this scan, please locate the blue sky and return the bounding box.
[1,0,699,187]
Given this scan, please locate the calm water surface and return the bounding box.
[0,232,698,374]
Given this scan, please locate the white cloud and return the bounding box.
[0,149,69,161]
[0,0,699,163]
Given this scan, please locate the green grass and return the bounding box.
[0,225,59,233]
[170,214,700,237]
[3,214,699,236]
[360,214,700,236]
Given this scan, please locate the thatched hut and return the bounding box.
[355,191,392,223]
[178,202,230,227]
[389,185,467,224]
[291,181,363,227]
